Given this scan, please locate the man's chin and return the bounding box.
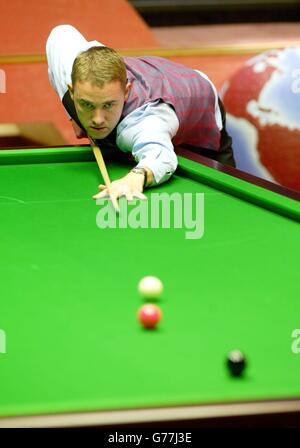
[88,127,110,140]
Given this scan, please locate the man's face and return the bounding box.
[69,79,130,140]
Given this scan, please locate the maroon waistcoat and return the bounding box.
[123,56,220,150]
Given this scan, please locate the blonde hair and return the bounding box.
[71,46,127,90]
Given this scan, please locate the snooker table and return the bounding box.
[0,145,300,428]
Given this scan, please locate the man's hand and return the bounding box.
[93,172,147,201]
[71,119,87,139]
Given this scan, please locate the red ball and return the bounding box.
[137,304,162,329]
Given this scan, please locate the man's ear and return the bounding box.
[68,84,74,100]
[124,82,131,101]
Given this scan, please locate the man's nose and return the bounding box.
[91,108,105,126]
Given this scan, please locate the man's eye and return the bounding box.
[81,102,93,110]
[103,103,113,110]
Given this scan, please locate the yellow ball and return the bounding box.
[138,276,163,299]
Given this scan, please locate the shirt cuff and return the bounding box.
[136,156,178,185]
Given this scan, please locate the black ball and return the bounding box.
[227,350,246,377]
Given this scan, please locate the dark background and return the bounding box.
[129,0,300,26]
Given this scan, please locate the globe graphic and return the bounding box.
[220,48,300,192]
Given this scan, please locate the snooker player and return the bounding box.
[46,25,235,201]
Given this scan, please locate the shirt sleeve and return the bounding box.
[116,101,179,185]
[46,24,104,101]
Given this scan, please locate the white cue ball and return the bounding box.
[138,276,163,299]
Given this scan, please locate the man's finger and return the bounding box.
[134,192,147,200]
[93,191,109,199]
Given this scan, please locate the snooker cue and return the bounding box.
[88,137,120,213]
